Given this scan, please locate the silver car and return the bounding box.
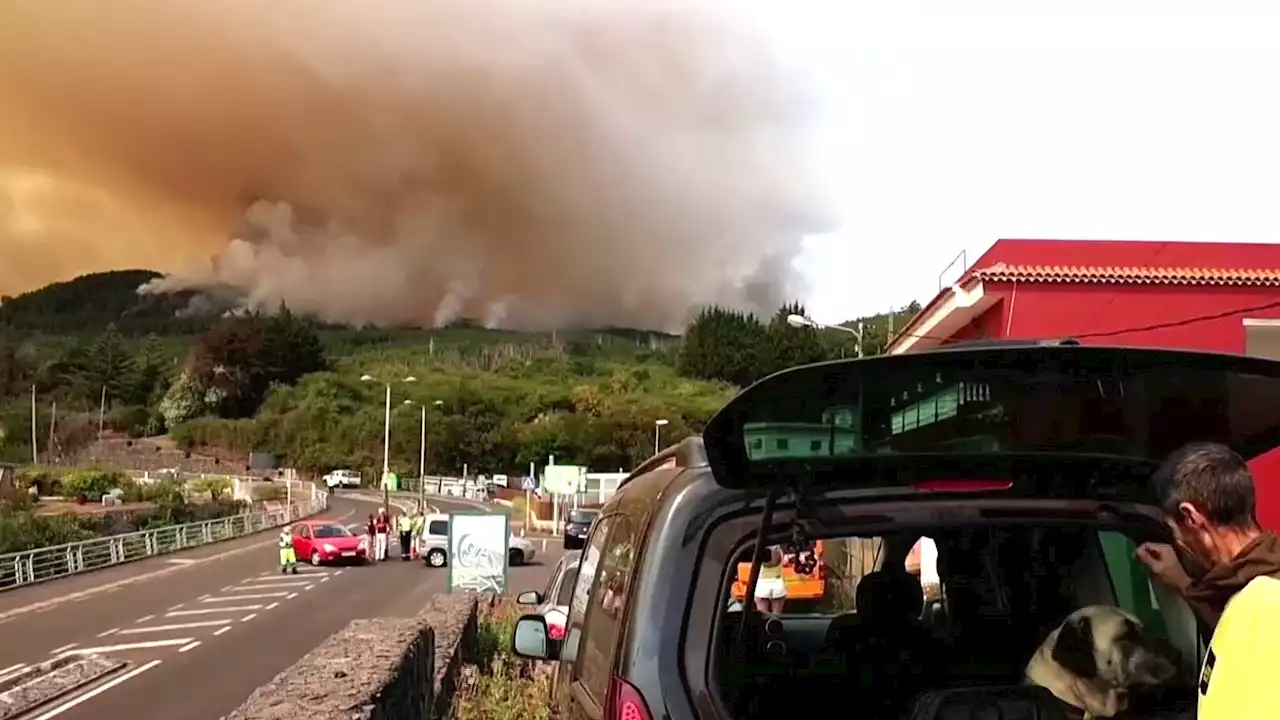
[417,513,537,567]
[517,549,581,643]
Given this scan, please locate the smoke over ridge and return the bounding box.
[0,0,835,331]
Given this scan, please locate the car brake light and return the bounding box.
[912,479,1012,492]
[606,677,652,720]
[548,623,566,640]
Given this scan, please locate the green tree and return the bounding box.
[677,306,768,387]
[763,301,829,375]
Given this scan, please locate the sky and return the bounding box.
[752,0,1280,323]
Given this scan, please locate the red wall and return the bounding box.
[959,262,1280,529]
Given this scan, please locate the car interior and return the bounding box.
[713,514,1203,720]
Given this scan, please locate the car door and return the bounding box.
[292,525,312,556]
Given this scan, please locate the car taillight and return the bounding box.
[606,676,652,720]
[818,564,827,580]
[548,623,566,640]
[912,479,1012,492]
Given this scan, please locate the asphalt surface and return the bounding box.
[0,493,564,720]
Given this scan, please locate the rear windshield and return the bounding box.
[312,525,351,538]
[569,510,599,524]
[723,348,1280,463]
[556,565,579,606]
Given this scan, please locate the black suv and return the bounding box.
[563,508,600,550]
[510,344,1280,719]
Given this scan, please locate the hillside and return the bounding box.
[0,270,917,476]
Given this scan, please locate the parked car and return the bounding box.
[417,513,538,567]
[562,508,599,550]
[322,469,361,490]
[291,520,368,566]
[509,343,1242,720]
[517,550,582,642]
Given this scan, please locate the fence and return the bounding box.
[0,481,328,592]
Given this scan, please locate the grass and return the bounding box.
[452,601,553,720]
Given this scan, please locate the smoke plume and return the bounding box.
[0,0,834,331]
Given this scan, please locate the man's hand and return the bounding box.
[1135,542,1193,593]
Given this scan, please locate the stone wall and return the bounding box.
[223,594,480,720]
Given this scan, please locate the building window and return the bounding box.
[810,440,823,452]
[775,438,790,451]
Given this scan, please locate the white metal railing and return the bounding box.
[0,481,328,592]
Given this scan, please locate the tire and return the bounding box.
[508,548,523,567]
[310,550,322,566]
[426,549,447,568]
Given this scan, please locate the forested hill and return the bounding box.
[0,270,209,336]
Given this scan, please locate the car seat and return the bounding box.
[906,685,1075,720]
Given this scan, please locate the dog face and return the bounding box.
[1050,606,1179,689]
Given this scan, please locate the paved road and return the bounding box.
[0,494,563,720]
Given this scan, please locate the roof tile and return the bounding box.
[970,262,1280,286]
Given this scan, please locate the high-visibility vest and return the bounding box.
[1198,574,1280,719]
[278,531,292,548]
[397,515,413,533]
[412,516,425,533]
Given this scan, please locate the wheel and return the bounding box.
[426,549,447,567]
[508,548,523,567]
[310,550,322,566]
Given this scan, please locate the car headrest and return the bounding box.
[856,569,924,621]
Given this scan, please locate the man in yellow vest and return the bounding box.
[1131,443,1280,718]
[278,525,298,574]
[396,510,415,561]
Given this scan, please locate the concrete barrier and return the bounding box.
[223,594,480,720]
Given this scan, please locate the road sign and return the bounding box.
[521,476,536,491]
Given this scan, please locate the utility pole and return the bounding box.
[98,386,107,442]
[418,404,426,512]
[48,401,57,464]
[30,385,37,466]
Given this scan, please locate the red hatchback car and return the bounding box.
[291,521,368,565]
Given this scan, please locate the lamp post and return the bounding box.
[404,399,444,511]
[787,313,864,358]
[361,374,417,512]
[653,418,669,455]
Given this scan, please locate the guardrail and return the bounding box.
[0,483,328,592]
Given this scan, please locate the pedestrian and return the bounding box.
[411,508,426,560]
[278,525,298,574]
[373,508,391,561]
[1135,442,1280,628]
[753,545,787,614]
[396,508,414,561]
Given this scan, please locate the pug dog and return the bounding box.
[1025,606,1179,718]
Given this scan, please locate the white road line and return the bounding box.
[265,602,279,610]
[305,584,316,591]
[28,659,162,720]
[286,592,298,600]
[178,641,201,653]
[98,628,120,638]
[240,613,257,622]
[199,594,211,600]
[166,605,263,617]
[56,639,193,656]
[166,559,197,565]
[136,614,154,623]
[334,570,344,577]
[50,643,77,655]
[202,592,289,602]
[0,507,357,626]
[213,626,231,636]
[168,604,183,611]
[235,582,312,591]
[319,576,330,583]
[0,663,27,683]
[118,620,232,635]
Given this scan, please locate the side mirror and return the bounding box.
[516,590,543,605]
[512,614,552,660]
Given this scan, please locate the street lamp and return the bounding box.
[403,398,444,510]
[786,313,864,357]
[361,374,417,511]
[653,418,669,455]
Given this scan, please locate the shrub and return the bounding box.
[62,468,129,501]
[251,483,287,502]
[452,600,552,720]
[188,475,234,502]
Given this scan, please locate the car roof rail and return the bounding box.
[617,436,707,492]
[930,337,1081,351]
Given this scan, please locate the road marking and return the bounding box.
[56,639,192,656]
[118,620,232,635]
[98,628,120,638]
[234,582,311,591]
[28,659,161,720]
[334,570,345,577]
[265,602,279,610]
[199,594,211,600]
[240,613,257,622]
[50,643,77,655]
[178,641,201,653]
[166,605,263,617]
[168,604,183,611]
[305,584,316,591]
[136,614,154,623]
[202,592,289,602]
[0,507,356,625]
[166,559,197,565]
[0,663,27,682]
[319,576,330,583]
[213,626,231,636]
[286,592,298,599]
